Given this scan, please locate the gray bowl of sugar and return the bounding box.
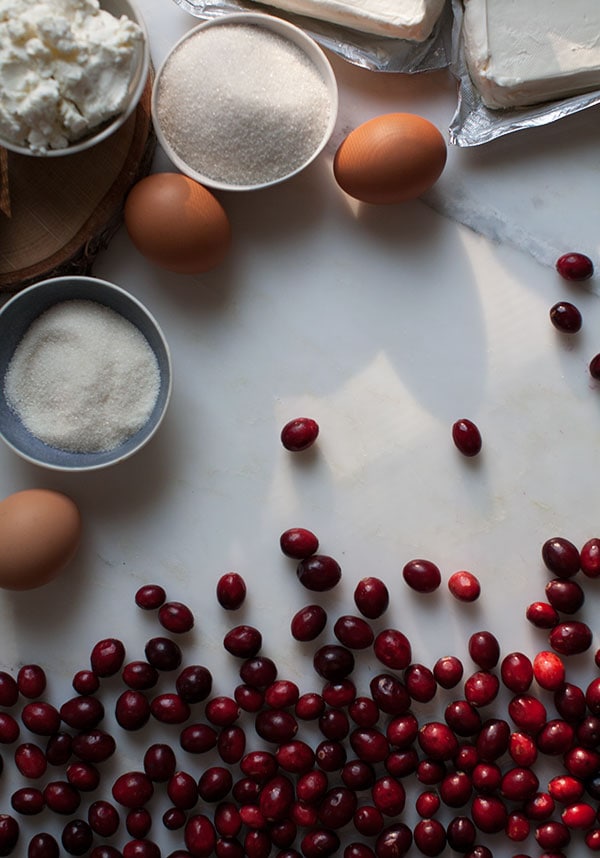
[152,12,339,191]
[0,276,172,472]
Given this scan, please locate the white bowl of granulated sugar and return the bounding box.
[152,12,339,191]
[0,276,172,471]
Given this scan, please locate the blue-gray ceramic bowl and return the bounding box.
[0,276,172,471]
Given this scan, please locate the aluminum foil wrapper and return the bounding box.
[171,0,453,73]
[449,0,600,147]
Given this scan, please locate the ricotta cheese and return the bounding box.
[247,0,446,41]
[0,0,143,152]
[463,0,600,109]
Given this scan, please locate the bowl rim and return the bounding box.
[0,0,150,158]
[0,275,173,472]
[151,11,339,192]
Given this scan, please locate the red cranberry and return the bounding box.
[60,819,93,855]
[444,700,481,736]
[526,601,560,628]
[415,790,441,818]
[17,665,46,699]
[563,746,600,779]
[151,692,191,725]
[295,692,325,720]
[472,763,502,794]
[11,787,44,815]
[315,740,347,771]
[554,682,587,722]
[500,652,533,692]
[550,301,582,333]
[259,774,294,822]
[27,833,60,858]
[349,728,389,764]
[144,743,177,782]
[446,816,476,851]
[14,743,46,779]
[318,786,358,828]
[371,776,405,816]
[556,252,594,281]
[296,770,328,803]
[176,665,213,704]
[418,722,458,761]
[90,846,123,858]
[239,656,278,688]
[373,629,411,670]
[535,820,571,850]
[0,713,19,743]
[476,718,510,762]
[281,417,319,451]
[243,830,270,858]
[505,811,530,842]
[353,576,389,619]
[549,621,592,655]
[163,807,186,830]
[184,814,216,857]
[280,528,319,559]
[386,713,418,749]
[319,707,350,740]
[548,775,585,804]
[586,829,600,850]
[370,674,410,715]
[433,655,463,688]
[135,584,166,610]
[300,829,339,858]
[122,840,160,858]
[322,678,356,708]
[405,663,437,703]
[159,601,194,634]
[447,570,480,602]
[205,697,240,727]
[344,845,375,858]
[214,802,242,838]
[349,696,380,727]
[72,669,100,695]
[45,732,72,766]
[509,731,538,767]
[21,702,60,736]
[354,805,384,836]
[385,749,418,778]
[90,639,125,677]
[144,637,182,671]
[122,661,159,691]
[296,555,341,591]
[179,722,217,754]
[374,823,413,858]
[116,691,151,730]
[276,740,315,774]
[313,645,354,682]
[545,578,584,614]
[168,771,198,810]
[586,677,600,714]
[234,684,264,713]
[218,725,246,764]
[508,694,547,734]
[413,818,446,856]
[452,418,482,457]
[223,626,262,658]
[524,791,555,820]
[468,630,500,669]
[580,537,600,577]
[533,650,565,690]
[500,766,539,801]
[216,573,247,610]
[290,605,327,642]
[577,713,600,746]
[402,558,441,593]
[66,761,100,791]
[60,695,105,730]
[43,781,81,815]
[471,795,508,833]
[439,771,472,807]
[255,709,298,743]
[333,615,374,649]
[464,670,499,707]
[112,772,154,809]
[542,537,580,577]
[239,750,277,784]
[342,759,375,790]
[0,673,18,707]
[198,767,233,802]
[561,801,596,829]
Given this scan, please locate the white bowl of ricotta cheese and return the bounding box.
[0,0,150,157]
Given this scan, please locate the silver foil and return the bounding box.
[171,0,453,73]
[449,0,600,147]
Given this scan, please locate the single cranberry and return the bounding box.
[214,802,242,838]
[281,417,319,451]
[500,766,539,801]
[354,577,389,619]
[60,695,105,730]
[60,819,93,855]
[300,829,339,858]
[296,770,328,803]
[354,805,384,836]
[563,746,600,779]
[296,555,341,591]
[468,630,500,669]
[549,620,592,655]
[444,700,482,736]
[290,605,327,642]
[205,697,240,727]
[524,791,555,820]
[234,684,264,713]
[45,732,72,766]
[586,829,600,850]
[318,786,358,828]
[419,722,458,761]
[168,771,198,810]
[89,846,123,858]
[159,601,194,634]
[14,743,46,779]
[561,801,596,829]
[402,558,441,593]
[500,652,533,692]
[554,682,587,722]
[122,661,159,691]
[374,823,413,858]
[239,750,277,784]
[259,774,295,822]
[144,743,177,782]
[533,651,566,691]
[439,771,472,807]
[215,572,247,609]
[276,740,314,774]
[471,795,508,833]
[414,818,447,856]
[66,761,100,791]
[385,749,418,778]
[453,743,479,772]
[322,678,356,708]
[319,708,350,740]
[313,645,354,682]
[550,301,582,333]
[371,776,405,817]
[415,790,441,818]
[509,731,538,767]
[184,815,216,857]
[135,584,166,609]
[218,726,246,764]
[463,670,499,707]
[0,673,18,707]
[333,615,374,649]
[0,711,19,744]
[373,629,411,670]
[590,355,600,380]
[72,669,100,695]
[280,528,319,559]
[386,713,419,749]
[17,665,46,699]
[239,656,278,689]
[505,810,530,842]
[452,418,482,457]
[150,692,191,725]
[476,718,510,762]
[163,807,186,830]
[586,678,600,714]
[243,830,271,858]
[255,709,298,743]
[122,840,160,858]
[11,786,44,815]
[545,578,585,614]
[556,251,594,281]
[548,775,585,804]
[90,639,125,677]
[472,763,502,794]
[295,692,325,720]
[508,694,547,734]
[315,740,347,771]
[370,674,410,715]
[21,702,60,736]
[405,663,437,703]
[179,722,217,754]
[526,601,560,629]
[112,772,154,809]
[580,537,600,577]
[175,664,213,704]
[341,759,375,790]
[115,691,151,730]
[433,656,463,689]
[535,820,571,850]
[223,626,262,659]
[417,759,447,786]
[446,816,476,851]
[447,570,480,602]
[542,537,580,577]
[198,767,233,802]
[43,781,81,815]
[27,832,60,858]
[344,845,375,858]
[144,637,182,671]
[349,728,389,763]
[349,696,380,727]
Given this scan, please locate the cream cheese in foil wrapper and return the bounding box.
[449,0,600,147]
[171,0,453,73]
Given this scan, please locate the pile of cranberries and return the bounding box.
[0,529,598,858]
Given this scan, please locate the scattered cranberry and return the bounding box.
[16,665,46,699]
[333,615,374,649]
[471,795,508,833]
[500,652,533,692]
[280,418,319,451]
[545,578,584,614]
[60,695,105,730]
[581,537,600,576]
[184,814,217,857]
[433,656,463,689]
[43,781,81,815]
[509,729,539,767]
[14,742,47,779]
[280,528,319,559]
[452,418,482,457]
[168,771,199,810]
[11,786,44,815]
[542,537,580,577]
[72,669,100,695]
[464,671,499,708]
[533,650,565,690]
[90,638,126,677]
[223,626,262,658]
[61,819,93,855]
[0,713,19,743]
[116,690,151,730]
[66,761,101,791]
[0,815,19,856]
[176,664,213,703]
[313,645,354,682]
[589,353,600,380]
[144,637,182,671]
[27,832,60,858]
[158,601,194,634]
[112,772,154,809]
[373,629,411,670]
[21,702,60,736]
[239,656,277,689]
[550,300,582,333]
[296,555,341,591]
[198,767,233,802]
[556,252,594,281]
[122,661,159,691]
[526,601,560,629]
[135,584,166,610]
[448,570,480,602]
[295,692,325,721]
[549,620,592,655]
[290,605,327,642]
[0,673,18,707]
[402,558,441,593]
[414,817,447,856]
[353,577,389,619]
[468,630,500,670]
[405,663,436,703]
[370,673,410,716]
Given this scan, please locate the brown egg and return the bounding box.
[0,489,82,590]
[333,113,447,205]
[124,172,232,274]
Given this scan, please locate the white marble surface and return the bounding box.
[1,1,600,855]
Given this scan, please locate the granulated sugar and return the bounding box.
[4,300,160,454]
[155,23,332,186]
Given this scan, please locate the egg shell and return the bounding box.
[124,172,232,274]
[0,489,81,590]
[333,113,447,205]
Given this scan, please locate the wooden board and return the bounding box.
[0,72,156,293]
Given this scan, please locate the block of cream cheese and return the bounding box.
[462,0,600,109]
[248,0,447,41]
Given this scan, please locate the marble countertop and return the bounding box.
[1,1,600,855]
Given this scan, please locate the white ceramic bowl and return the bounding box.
[0,0,149,158]
[0,277,172,472]
[152,12,339,191]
